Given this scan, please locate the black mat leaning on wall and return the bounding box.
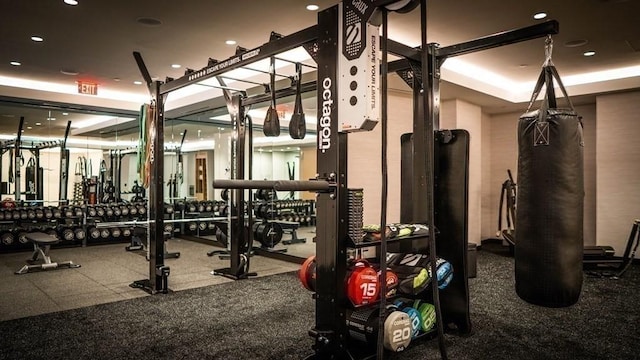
[515,37,584,308]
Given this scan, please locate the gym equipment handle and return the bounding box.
[213,179,331,192]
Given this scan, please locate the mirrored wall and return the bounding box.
[0,96,317,259]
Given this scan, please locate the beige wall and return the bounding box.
[596,91,640,254]
[300,146,317,201]
[347,88,636,255]
[348,89,413,225]
[486,103,598,247]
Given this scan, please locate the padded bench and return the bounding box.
[15,232,81,275]
[277,221,306,245]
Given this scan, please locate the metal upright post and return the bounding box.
[59,121,71,202]
[311,4,350,357]
[147,81,167,293]
[15,117,24,201]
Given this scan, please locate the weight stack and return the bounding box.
[348,189,364,244]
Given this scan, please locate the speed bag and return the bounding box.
[515,64,584,308]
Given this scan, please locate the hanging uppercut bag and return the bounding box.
[289,62,306,139]
[263,56,281,137]
[515,37,584,308]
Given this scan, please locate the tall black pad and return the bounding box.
[515,64,584,307]
[400,130,472,334]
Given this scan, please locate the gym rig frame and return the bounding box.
[0,117,72,203]
[134,0,559,357]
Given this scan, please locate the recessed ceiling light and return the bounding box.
[533,12,547,20]
[583,51,596,57]
[133,80,143,85]
[64,0,78,5]
[113,77,121,82]
[35,122,42,126]
[27,126,33,130]
[225,40,237,45]
[306,4,319,11]
[171,64,181,68]
[60,69,79,76]
[10,61,21,66]
[47,117,56,121]
[518,64,529,68]
[136,17,162,26]
[565,39,589,48]
[31,35,44,42]
[62,112,69,115]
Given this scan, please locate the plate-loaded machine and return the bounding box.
[129,1,559,358]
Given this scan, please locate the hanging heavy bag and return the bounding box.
[515,38,584,308]
[289,62,306,139]
[263,56,280,137]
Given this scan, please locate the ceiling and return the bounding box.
[1,0,639,142]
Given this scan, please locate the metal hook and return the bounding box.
[544,35,554,66]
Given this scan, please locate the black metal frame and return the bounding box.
[131,3,559,359]
[0,118,71,204]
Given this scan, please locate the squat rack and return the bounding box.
[133,1,558,358]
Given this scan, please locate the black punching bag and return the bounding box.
[515,63,584,308]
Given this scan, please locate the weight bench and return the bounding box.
[15,232,81,275]
[278,221,306,245]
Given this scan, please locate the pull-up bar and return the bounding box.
[437,21,559,59]
[213,179,332,192]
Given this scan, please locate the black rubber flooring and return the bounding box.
[0,246,638,360]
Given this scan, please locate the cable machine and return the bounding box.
[132,1,559,358]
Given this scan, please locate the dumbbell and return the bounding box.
[137,204,147,215]
[129,205,138,215]
[122,228,132,238]
[35,208,44,219]
[74,207,83,217]
[96,206,105,217]
[164,223,174,233]
[18,231,29,245]
[208,222,216,231]
[88,206,97,217]
[88,227,101,240]
[20,210,28,220]
[205,202,213,212]
[198,202,205,213]
[0,209,5,220]
[53,208,62,219]
[187,202,197,213]
[74,227,86,241]
[63,206,73,218]
[1,231,15,246]
[165,204,174,214]
[121,205,129,216]
[46,228,59,239]
[100,228,110,239]
[187,222,197,232]
[61,228,75,241]
[113,206,122,216]
[198,221,207,231]
[111,228,122,238]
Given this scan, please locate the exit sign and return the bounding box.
[77,81,98,95]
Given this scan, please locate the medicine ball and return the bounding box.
[298,255,316,291]
[345,259,380,306]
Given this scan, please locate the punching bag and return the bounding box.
[515,59,584,307]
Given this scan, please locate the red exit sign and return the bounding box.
[77,81,98,95]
